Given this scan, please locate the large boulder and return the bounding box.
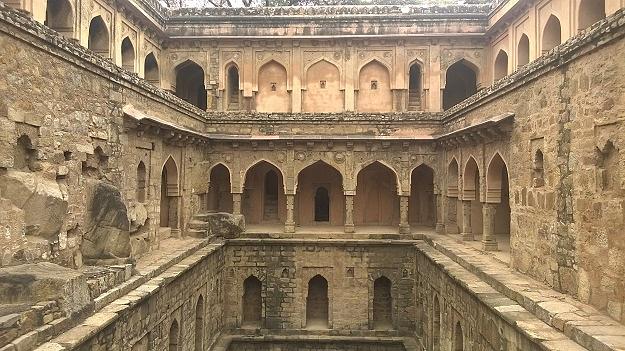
[81,181,131,264]
[205,212,245,239]
[0,170,68,240]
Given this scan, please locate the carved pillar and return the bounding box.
[232,193,242,216]
[482,203,499,251]
[460,200,473,241]
[435,194,445,233]
[344,194,355,233]
[399,195,410,234]
[285,194,295,233]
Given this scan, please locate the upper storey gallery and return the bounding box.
[11,0,621,114]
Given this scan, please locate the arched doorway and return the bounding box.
[454,322,464,351]
[208,164,232,213]
[433,296,441,351]
[226,64,240,110]
[88,16,109,58]
[296,161,344,226]
[121,37,135,72]
[136,161,146,203]
[144,53,159,86]
[493,50,508,81]
[355,162,399,227]
[517,34,530,68]
[357,60,392,112]
[578,0,605,31]
[175,60,207,110]
[303,60,342,112]
[462,157,482,240]
[408,63,422,111]
[242,276,262,326]
[306,275,329,329]
[542,15,562,53]
[160,157,179,231]
[243,161,285,225]
[410,164,435,227]
[194,296,204,351]
[256,60,289,112]
[45,0,72,37]
[446,159,460,233]
[372,276,392,330]
[168,319,179,351]
[485,154,511,251]
[443,60,478,110]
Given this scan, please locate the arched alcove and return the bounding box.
[168,319,179,351]
[88,16,109,58]
[144,53,160,86]
[410,164,435,227]
[486,154,511,250]
[160,157,179,229]
[354,162,399,226]
[454,322,464,351]
[242,276,262,326]
[493,50,508,81]
[443,60,478,110]
[14,135,36,172]
[542,15,562,53]
[136,161,146,203]
[517,34,530,67]
[446,159,461,233]
[372,276,392,330]
[296,161,344,226]
[357,60,392,112]
[243,161,286,225]
[208,164,232,213]
[257,60,289,112]
[226,64,241,110]
[306,275,329,329]
[45,0,73,37]
[533,149,545,187]
[175,60,207,110]
[121,37,135,72]
[433,296,441,350]
[408,62,422,111]
[303,60,342,112]
[463,157,483,237]
[195,296,204,351]
[578,0,606,31]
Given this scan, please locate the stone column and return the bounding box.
[435,194,445,233]
[399,195,410,234]
[285,194,295,233]
[482,203,499,251]
[460,200,473,241]
[232,193,242,215]
[344,194,355,233]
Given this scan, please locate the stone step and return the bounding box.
[188,219,209,230]
[187,229,207,238]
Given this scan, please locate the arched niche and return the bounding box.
[295,161,344,226]
[517,34,530,67]
[443,59,478,110]
[160,157,179,230]
[410,164,435,227]
[493,50,508,81]
[45,0,73,37]
[144,53,160,86]
[306,275,329,329]
[226,64,241,110]
[242,161,286,225]
[175,60,207,110]
[357,60,392,112]
[242,275,262,327]
[303,60,343,113]
[194,296,204,351]
[168,319,179,351]
[542,15,562,53]
[372,276,392,330]
[354,161,399,226]
[121,37,135,72]
[486,153,511,249]
[208,164,233,213]
[463,157,483,236]
[578,0,605,31]
[256,60,289,113]
[136,161,147,203]
[408,61,423,111]
[88,16,109,58]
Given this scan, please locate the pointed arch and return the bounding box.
[160,156,179,229]
[408,59,423,111]
[372,276,392,330]
[88,16,109,58]
[486,152,511,247]
[136,161,147,203]
[410,164,435,227]
[242,159,286,188]
[486,153,509,203]
[174,59,206,110]
[303,59,343,113]
[355,160,402,194]
[144,52,160,86]
[542,15,562,53]
[357,59,392,112]
[121,37,136,72]
[257,60,289,113]
[433,295,441,350]
[194,296,204,351]
[462,156,480,200]
[242,275,262,326]
[447,158,459,197]
[578,0,606,31]
[168,319,179,351]
[295,160,344,226]
[443,59,479,110]
[454,322,464,351]
[517,34,530,67]
[225,62,241,110]
[532,149,545,187]
[306,274,329,329]
[355,161,400,226]
[45,0,73,37]
[208,163,233,213]
[493,49,509,81]
[242,160,286,224]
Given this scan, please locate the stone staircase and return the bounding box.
[407,90,421,111]
[263,198,278,221]
[187,212,211,238]
[228,93,240,110]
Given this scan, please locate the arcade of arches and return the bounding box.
[3,1,625,351]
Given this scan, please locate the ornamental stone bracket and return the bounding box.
[435,112,514,148]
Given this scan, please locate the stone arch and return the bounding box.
[372,276,392,330]
[242,159,286,191]
[532,149,545,187]
[542,15,562,53]
[306,274,329,329]
[446,158,461,233]
[463,156,483,238]
[136,161,147,203]
[493,49,508,81]
[463,156,480,199]
[357,59,392,112]
[144,52,159,86]
[454,321,464,351]
[256,60,289,113]
[447,158,459,197]
[354,161,400,226]
[121,37,135,72]
[433,295,441,350]
[443,59,479,110]
[208,163,233,213]
[168,319,179,351]
[194,295,204,351]
[174,60,207,110]
[578,0,606,31]
[517,34,530,67]
[242,275,262,326]
[486,153,509,203]
[407,59,424,111]
[45,0,73,37]
[225,62,241,110]
[409,164,435,227]
[295,161,344,226]
[88,16,109,58]
[160,156,179,230]
[355,160,402,194]
[242,160,286,224]
[303,59,343,113]
[485,153,511,250]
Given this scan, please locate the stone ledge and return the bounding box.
[426,235,625,351]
